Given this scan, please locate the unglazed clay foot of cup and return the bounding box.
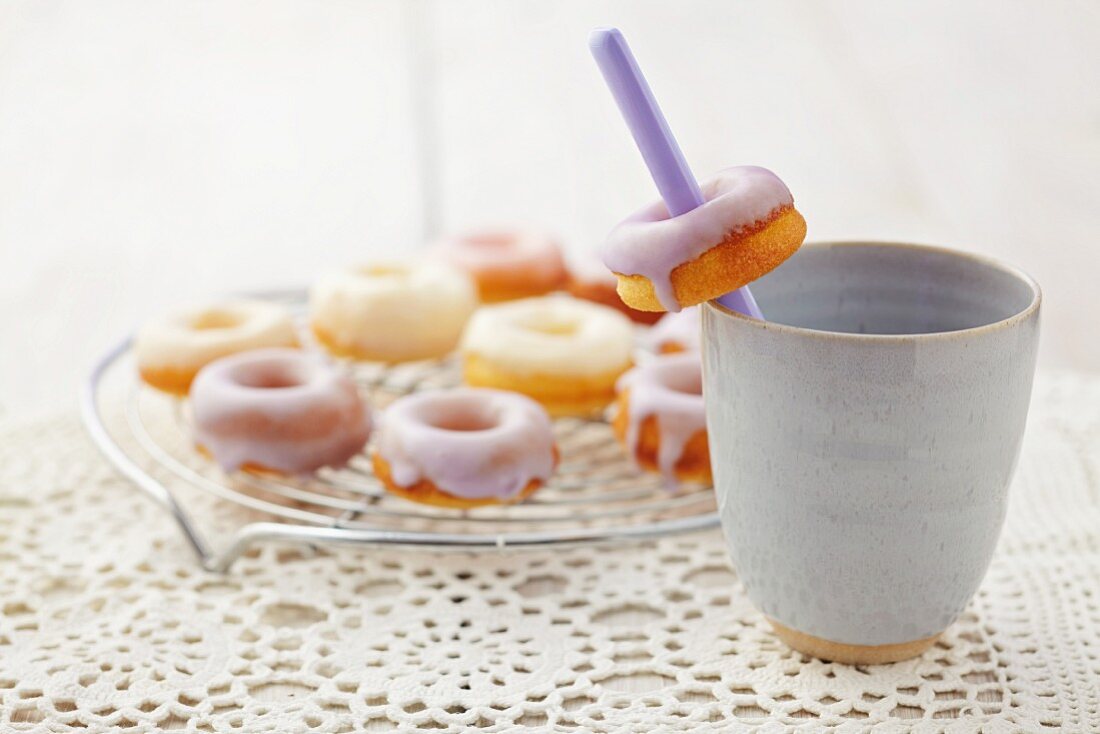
[768,619,939,665]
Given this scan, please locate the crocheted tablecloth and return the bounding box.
[1,372,1098,733]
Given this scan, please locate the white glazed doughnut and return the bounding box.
[310,261,477,362]
[460,295,634,416]
[135,300,299,395]
[372,388,557,508]
[190,348,371,475]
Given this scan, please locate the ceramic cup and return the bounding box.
[701,242,1041,664]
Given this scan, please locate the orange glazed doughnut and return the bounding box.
[434,230,568,302]
[135,301,299,395]
[601,166,806,312]
[372,388,557,508]
[460,295,634,417]
[611,352,710,487]
[566,256,663,325]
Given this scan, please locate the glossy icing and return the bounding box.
[310,260,477,362]
[616,352,705,484]
[461,295,634,377]
[375,388,556,500]
[190,348,371,474]
[601,166,794,310]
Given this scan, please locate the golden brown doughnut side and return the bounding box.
[474,270,567,303]
[611,391,712,483]
[195,443,296,478]
[371,449,555,509]
[139,365,200,395]
[462,352,629,417]
[614,205,807,312]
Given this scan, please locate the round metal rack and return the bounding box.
[81,291,720,572]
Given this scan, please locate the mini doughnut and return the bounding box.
[612,352,710,486]
[135,300,299,395]
[460,295,634,417]
[311,261,477,363]
[566,256,662,325]
[648,307,700,354]
[434,230,567,302]
[190,348,371,475]
[602,166,807,312]
[372,388,557,508]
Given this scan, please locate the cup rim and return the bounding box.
[706,240,1042,342]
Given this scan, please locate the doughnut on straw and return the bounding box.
[588,27,763,318]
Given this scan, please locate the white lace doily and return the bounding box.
[1,372,1098,733]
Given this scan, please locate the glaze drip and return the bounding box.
[616,352,706,487]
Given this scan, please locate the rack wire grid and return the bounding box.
[81,291,719,572]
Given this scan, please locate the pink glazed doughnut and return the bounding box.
[611,352,710,487]
[602,166,807,312]
[372,388,558,508]
[434,230,568,302]
[190,348,371,475]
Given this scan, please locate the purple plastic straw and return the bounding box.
[589,27,763,319]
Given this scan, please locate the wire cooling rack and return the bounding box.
[81,290,719,572]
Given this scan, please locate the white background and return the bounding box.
[2,0,1098,417]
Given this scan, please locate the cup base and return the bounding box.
[768,618,939,664]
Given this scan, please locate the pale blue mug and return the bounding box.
[702,241,1041,663]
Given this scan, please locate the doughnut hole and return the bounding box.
[189,309,245,331]
[232,362,309,390]
[517,314,581,337]
[423,401,501,433]
[358,264,410,280]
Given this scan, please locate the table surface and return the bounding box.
[0,370,1097,732]
[1,0,1099,420]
